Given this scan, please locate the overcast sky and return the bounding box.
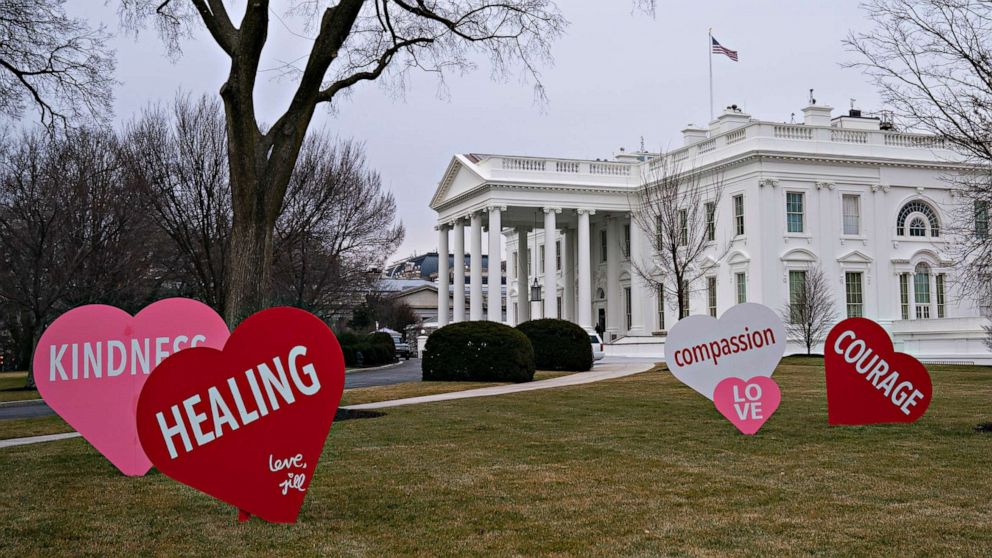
[68,1,882,262]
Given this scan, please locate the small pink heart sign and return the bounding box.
[32,298,229,476]
[713,376,781,435]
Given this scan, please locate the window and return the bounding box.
[656,215,664,247]
[657,285,665,330]
[843,194,861,235]
[707,277,717,317]
[678,209,688,246]
[555,240,561,271]
[900,274,910,320]
[623,224,631,258]
[786,192,805,233]
[845,272,864,318]
[896,200,940,237]
[600,229,608,262]
[733,194,745,236]
[915,263,931,319]
[936,274,946,318]
[789,270,807,324]
[976,201,989,239]
[557,295,563,318]
[539,244,545,273]
[705,202,716,242]
[624,286,632,329]
[735,272,747,304]
[680,279,690,318]
[909,217,927,237]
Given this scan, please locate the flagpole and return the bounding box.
[708,28,714,123]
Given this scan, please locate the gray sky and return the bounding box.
[69,1,881,262]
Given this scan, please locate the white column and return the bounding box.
[470,212,483,321]
[506,233,516,326]
[543,207,559,319]
[517,228,530,323]
[627,216,647,335]
[606,216,621,338]
[487,207,503,322]
[577,209,594,329]
[437,225,450,327]
[562,228,574,322]
[452,220,465,322]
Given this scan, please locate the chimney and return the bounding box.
[802,104,833,127]
[682,125,708,146]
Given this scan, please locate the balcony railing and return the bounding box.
[485,122,954,181]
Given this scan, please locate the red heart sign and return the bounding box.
[824,317,932,425]
[136,307,345,523]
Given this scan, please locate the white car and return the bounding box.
[588,331,605,362]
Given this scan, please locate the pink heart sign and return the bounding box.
[32,298,229,476]
[712,376,782,435]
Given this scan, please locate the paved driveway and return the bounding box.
[345,358,422,389]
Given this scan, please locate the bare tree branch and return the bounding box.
[0,0,116,128]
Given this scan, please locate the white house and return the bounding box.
[429,104,992,364]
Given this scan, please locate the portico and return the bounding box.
[434,197,649,336]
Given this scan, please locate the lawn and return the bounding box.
[0,371,39,402]
[1,360,990,556]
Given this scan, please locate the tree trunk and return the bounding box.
[224,212,275,325]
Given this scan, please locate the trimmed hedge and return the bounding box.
[516,319,593,371]
[340,332,396,367]
[422,321,535,382]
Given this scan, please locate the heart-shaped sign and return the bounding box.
[665,303,786,400]
[824,317,932,425]
[32,298,229,476]
[713,376,781,435]
[136,306,345,524]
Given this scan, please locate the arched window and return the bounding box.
[897,200,940,237]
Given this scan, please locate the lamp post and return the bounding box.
[530,277,542,302]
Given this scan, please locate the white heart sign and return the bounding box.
[665,303,786,400]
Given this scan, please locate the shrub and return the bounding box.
[422,321,535,382]
[337,331,360,347]
[340,332,395,367]
[516,319,593,371]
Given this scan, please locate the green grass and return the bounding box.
[0,371,39,402]
[1,362,990,556]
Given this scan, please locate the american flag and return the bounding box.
[711,36,738,61]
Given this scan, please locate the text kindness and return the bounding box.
[48,335,208,381]
[155,345,321,459]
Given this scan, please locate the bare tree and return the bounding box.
[780,265,838,355]
[116,0,567,324]
[630,156,729,320]
[122,95,232,312]
[846,0,992,342]
[123,95,403,321]
[272,134,405,321]
[0,130,162,382]
[0,0,116,127]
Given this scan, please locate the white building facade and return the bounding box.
[429,104,992,363]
